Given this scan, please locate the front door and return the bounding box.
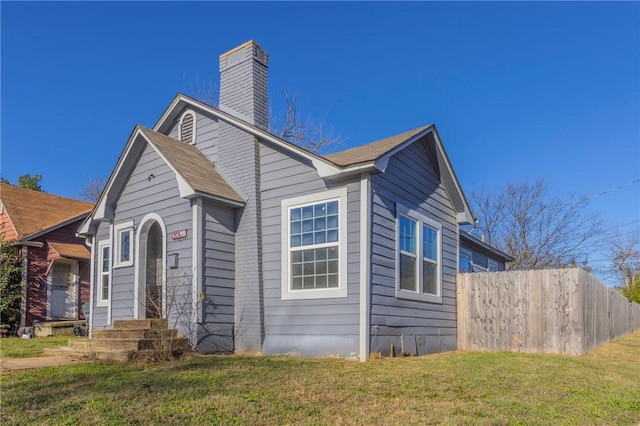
[51,262,76,319]
[145,222,163,318]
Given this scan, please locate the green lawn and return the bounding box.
[2,331,639,425]
[0,335,80,358]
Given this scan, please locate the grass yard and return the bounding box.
[0,336,79,358]
[1,331,639,425]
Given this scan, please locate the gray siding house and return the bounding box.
[79,40,486,361]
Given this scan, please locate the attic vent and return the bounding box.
[179,110,196,144]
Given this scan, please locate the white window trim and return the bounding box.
[281,187,348,300]
[395,204,443,304]
[97,240,111,308]
[114,221,134,268]
[179,109,197,145]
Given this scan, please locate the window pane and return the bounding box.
[303,276,315,289]
[290,247,339,290]
[400,253,417,291]
[314,203,327,216]
[292,263,302,277]
[292,277,303,290]
[315,217,326,230]
[291,235,301,247]
[102,247,110,272]
[327,201,338,215]
[327,229,338,243]
[302,233,313,245]
[302,219,314,232]
[327,246,338,259]
[291,208,301,221]
[102,276,109,300]
[399,216,416,254]
[423,226,437,261]
[120,230,130,262]
[327,274,338,288]
[302,206,314,219]
[315,231,326,244]
[460,254,472,272]
[291,221,301,234]
[316,275,327,288]
[327,215,338,229]
[423,261,438,295]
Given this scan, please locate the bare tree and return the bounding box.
[182,73,218,107]
[270,89,344,154]
[183,76,344,154]
[608,228,640,302]
[470,179,601,270]
[78,176,106,203]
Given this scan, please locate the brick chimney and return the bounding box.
[219,40,269,129]
[216,41,268,353]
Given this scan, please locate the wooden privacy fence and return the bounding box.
[457,268,640,355]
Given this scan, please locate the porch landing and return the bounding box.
[34,320,83,337]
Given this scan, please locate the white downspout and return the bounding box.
[359,173,371,362]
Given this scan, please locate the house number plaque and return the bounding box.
[172,229,188,240]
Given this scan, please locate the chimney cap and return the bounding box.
[219,40,261,59]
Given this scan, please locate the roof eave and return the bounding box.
[20,212,92,242]
[186,191,245,208]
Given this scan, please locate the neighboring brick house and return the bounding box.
[79,40,510,360]
[0,183,94,327]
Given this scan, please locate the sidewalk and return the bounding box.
[0,355,92,372]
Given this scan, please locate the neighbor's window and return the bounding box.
[179,110,196,144]
[396,205,442,303]
[281,188,348,300]
[114,221,134,268]
[460,250,473,273]
[98,241,110,306]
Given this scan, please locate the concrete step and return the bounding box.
[43,346,130,362]
[92,328,177,340]
[113,319,168,330]
[69,337,190,352]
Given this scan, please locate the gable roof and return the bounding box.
[154,94,474,224]
[0,183,93,241]
[324,125,431,167]
[138,127,244,204]
[80,125,244,235]
[48,241,91,260]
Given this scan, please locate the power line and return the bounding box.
[581,178,640,202]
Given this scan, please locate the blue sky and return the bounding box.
[2,2,639,282]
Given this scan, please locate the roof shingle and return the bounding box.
[0,183,94,240]
[139,127,244,204]
[323,125,431,167]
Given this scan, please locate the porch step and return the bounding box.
[42,319,190,363]
[69,337,188,352]
[43,346,130,362]
[113,319,168,330]
[92,328,177,340]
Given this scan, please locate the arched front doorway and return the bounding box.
[145,222,163,318]
[135,214,166,319]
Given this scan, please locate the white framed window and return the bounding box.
[396,204,442,304]
[179,110,196,144]
[97,241,111,307]
[281,188,348,300]
[114,221,134,268]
